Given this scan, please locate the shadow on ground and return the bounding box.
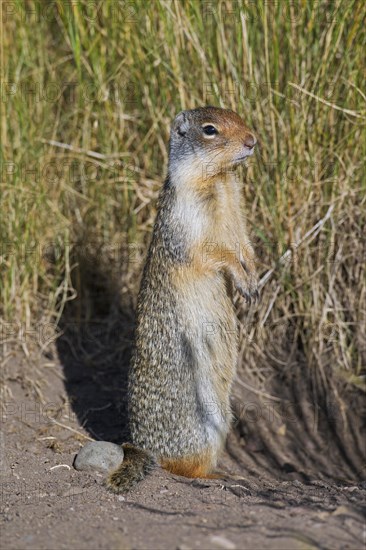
[55,245,136,443]
[229,347,366,483]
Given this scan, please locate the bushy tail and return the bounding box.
[106,443,155,493]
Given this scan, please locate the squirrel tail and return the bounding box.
[106,443,155,493]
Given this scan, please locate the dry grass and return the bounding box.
[1,0,365,406]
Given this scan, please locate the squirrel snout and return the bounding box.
[243,133,257,150]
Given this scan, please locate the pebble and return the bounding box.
[209,535,236,549]
[73,441,124,474]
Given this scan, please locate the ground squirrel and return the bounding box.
[107,106,258,492]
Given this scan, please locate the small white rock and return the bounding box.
[209,535,236,549]
[73,441,124,473]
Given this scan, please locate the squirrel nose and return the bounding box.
[244,133,257,149]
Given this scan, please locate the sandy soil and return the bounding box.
[1,350,365,550]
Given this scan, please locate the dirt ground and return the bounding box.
[1,348,365,550]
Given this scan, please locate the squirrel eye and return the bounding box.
[202,125,218,136]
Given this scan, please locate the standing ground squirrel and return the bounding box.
[107,106,258,492]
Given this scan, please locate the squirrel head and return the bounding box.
[168,106,256,179]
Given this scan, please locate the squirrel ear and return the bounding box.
[173,111,189,137]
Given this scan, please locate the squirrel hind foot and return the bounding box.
[161,452,215,479]
[105,443,155,493]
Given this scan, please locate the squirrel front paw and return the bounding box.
[235,276,259,303]
[235,261,259,304]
